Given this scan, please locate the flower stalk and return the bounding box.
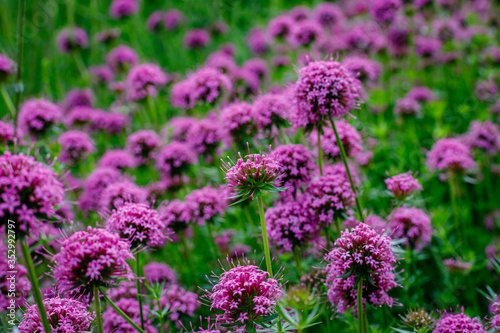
[102,292,146,333]
[257,196,273,276]
[94,285,104,333]
[136,252,145,330]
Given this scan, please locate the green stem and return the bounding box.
[206,222,220,259]
[94,285,104,333]
[136,253,145,330]
[157,297,164,333]
[180,231,196,280]
[14,0,26,148]
[20,237,52,333]
[102,293,146,333]
[317,127,323,176]
[67,0,75,26]
[257,197,273,276]
[329,117,364,222]
[448,175,462,246]
[0,85,16,117]
[292,248,303,276]
[147,95,159,130]
[335,216,342,238]
[357,278,364,333]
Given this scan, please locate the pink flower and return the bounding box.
[385,171,422,200]
[426,138,475,173]
[185,186,228,225]
[387,207,432,250]
[18,98,62,136]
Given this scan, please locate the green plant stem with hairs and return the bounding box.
[94,285,104,333]
[102,292,146,333]
[257,196,273,276]
[13,0,26,151]
[136,252,145,330]
[357,278,364,333]
[20,237,52,333]
[329,117,364,222]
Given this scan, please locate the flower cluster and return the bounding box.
[252,93,290,131]
[78,167,123,212]
[271,144,315,193]
[159,199,196,233]
[156,142,197,178]
[185,186,227,225]
[385,172,422,200]
[106,45,139,72]
[159,284,199,322]
[98,149,136,170]
[186,118,224,157]
[487,301,500,330]
[143,262,177,285]
[0,241,30,308]
[126,130,162,164]
[58,130,95,164]
[99,180,147,212]
[103,298,157,333]
[464,120,500,155]
[388,207,433,250]
[433,309,486,333]
[56,27,89,53]
[310,120,362,159]
[426,138,476,173]
[18,98,62,136]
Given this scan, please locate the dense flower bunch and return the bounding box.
[159,199,196,233]
[313,2,344,28]
[221,153,284,202]
[265,201,319,253]
[185,186,227,225]
[106,203,167,248]
[88,110,130,134]
[406,86,435,102]
[169,116,197,142]
[106,45,139,72]
[325,223,399,314]
[394,97,421,116]
[426,138,476,173]
[126,63,168,99]
[310,120,362,159]
[271,144,315,193]
[0,53,16,80]
[343,56,382,82]
[18,98,62,136]
[0,121,16,143]
[62,89,93,111]
[370,0,402,24]
[487,301,500,330]
[205,259,282,327]
[433,309,486,333]
[18,297,95,333]
[103,298,157,333]
[78,167,123,212]
[267,15,294,39]
[58,130,95,164]
[164,9,185,30]
[305,173,355,225]
[110,0,139,19]
[143,262,177,285]
[126,130,162,164]
[220,101,256,140]
[385,171,422,200]
[294,59,363,131]
[99,180,147,212]
[465,120,500,155]
[289,20,324,47]
[184,29,210,49]
[89,65,114,83]
[186,118,224,157]
[107,280,138,301]
[403,308,434,330]
[56,27,89,53]
[0,241,30,308]
[52,226,134,295]
[159,284,199,322]
[156,142,197,178]
[252,93,290,131]
[388,207,432,250]
[0,153,65,236]
[98,149,136,170]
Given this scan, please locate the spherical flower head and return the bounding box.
[88,110,130,134]
[185,186,227,225]
[406,86,435,102]
[156,142,197,178]
[434,309,486,333]
[294,59,363,131]
[305,173,355,225]
[324,162,361,186]
[343,56,382,82]
[426,138,476,173]
[266,201,319,253]
[232,68,260,99]
[325,223,399,314]
[0,121,16,143]
[107,280,138,301]
[415,36,442,58]
[370,0,402,24]
[186,118,223,157]
[272,55,290,68]
[310,120,362,160]
[184,29,211,49]
[0,53,16,81]
[79,167,122,211]
[487,301,500,330]
[18,98,62,136]
[106,45,139,72]
[98,149,136,170]
[126,130,162,164]
[106,203,167,248]
[110,0,139,19]
[18,297,95,333]
[127,63,168,99]
[58,130,95,164]
[89,65,114,84]
[159,199,196,233]
[403,308,434,330]
[388,24,409,56]
[103,298,157,333]
[388,207,432,250]
[190,67,232,106]
[211,21,229,36]
[289,20,324,48]
[313,2,345,27]
[56,27,89,53]
[53,226,134,295]
[385,171,422,199]
[164,9,185,30]
[0,153,64,237]
[289,6,310,21]
[143,262,177,285]
[146,11,164,31]
[205,259,283,326]
[270,144,315,192]
[205,50,237,75]
[220,101,256,140]
[171,79,196,109]
[465,120,500,155]
[0,241,30,309]
[96,28,121,44]
[243,58,269,81]
[159,284,198,324]
[252,93,290,131]
[100,180,147,213]
[475,80,498,102]
[394,97,421,116]
[247,28,269,55]
[222,153,285,202]
[62,88,94,112]
[267,15,294,39]
[168,117,197,141]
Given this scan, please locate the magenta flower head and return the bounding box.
[221,152,286,203]
[186,118,224,157]
[465,120,500,155]
[305,173,355,225]
[267,15,294,39]
[164,9,185,30]
[58,130,95,165]
[475,80,499,102]
[185,186,228,225]
[204,258,283,329]
[0,153,64,237]
[370,0,402,24]
[98,149,136,170]
[426,138,476,173]
[205,50,237,75]
[0,241,30,308]
[313,2,345,28]
[289,6,310,21]
[146,11,164,31]
[184,29,211,49]
[220,101,256,141]
[56,27,88,53]
[0,121,17,144]
[160,284,199,323]
[270,144,315,193]
[96,28,121,44]
[126,130,162,165]
[89,65,114,84]
[394,97,421,116]
[434,308,486,333]
[385,171,422,200]
[406,86,435,102]
[143,262,177,285]
[18,98,62,136]
[415,36,442,58]
[18,297,95,333]
[232,68,260,99]
[309,120,362,160]
[289,20,324,48]
[266,201,319,253]
[127,63,168,100]
[106,45,139,72]
[110,0,138,19]
[388,207,432,250]
[62,88,94,112]
[90,111,130,135]
[168,116,197,141]
[487,301,500,330]
[252,93,290,132]
[0,53,16,81]
[159,199,196,234]
[294,59,363,131]
[103,298,157,333]
[106,202,168,248]
[100,180,147,213]
[325,223,400,314]
[243,58,269,81]
[78,167,123,212]
[388,24,409,56]
[156,142,197,178]
[246,28,270,55]
[343,56,382,82]
[53,226,134,296]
